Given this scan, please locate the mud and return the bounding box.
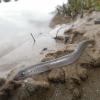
[0,11,100,100]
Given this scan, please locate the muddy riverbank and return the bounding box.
[0,11,100,100]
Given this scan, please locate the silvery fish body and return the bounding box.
[14,40,93,80]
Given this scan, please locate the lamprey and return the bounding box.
[14,40,94,80]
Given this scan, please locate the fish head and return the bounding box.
[14,70,27,80]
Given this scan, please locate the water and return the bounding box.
[0,0,68,77]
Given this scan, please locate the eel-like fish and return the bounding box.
[14,40,94,80]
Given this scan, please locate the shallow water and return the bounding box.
[0,0,67,77]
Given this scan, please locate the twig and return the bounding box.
[55,25,74,39]
[55,26,64,38]
[30,33,36,45]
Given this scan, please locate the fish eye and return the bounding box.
[21,72,25,76]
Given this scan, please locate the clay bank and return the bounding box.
[0,1,100,100]
[0,11,100,100]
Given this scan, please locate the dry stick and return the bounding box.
[55,25,74,39]
[30,33,36,45]
[55,26,64,38]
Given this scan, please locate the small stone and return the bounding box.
[48,68,65,83]
[42,48,48,51]
[40,48,48,54]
